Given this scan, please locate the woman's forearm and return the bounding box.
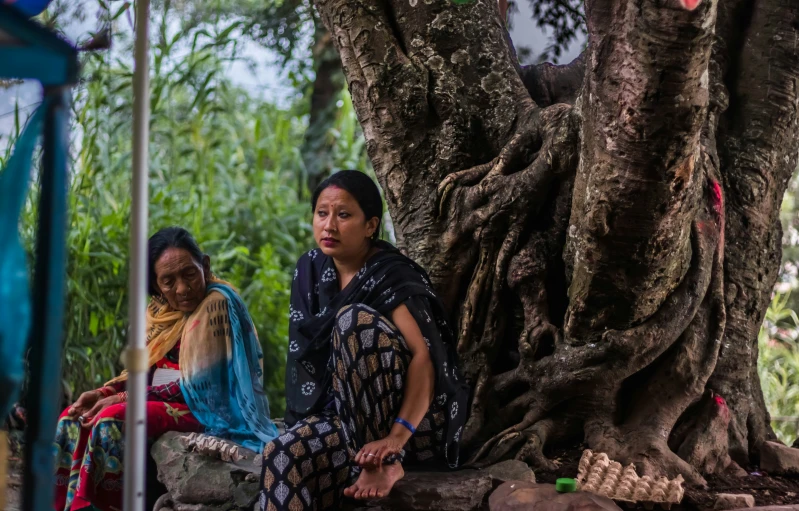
[390,353,435,442]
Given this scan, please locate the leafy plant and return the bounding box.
[758,292,799,444]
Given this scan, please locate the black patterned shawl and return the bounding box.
[284,241,470,466]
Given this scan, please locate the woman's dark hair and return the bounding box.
[311,170,384,240]
[148,226,205,296]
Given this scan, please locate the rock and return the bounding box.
[374,468,493,511]
[151,432,262,510]
[483,460,536,486]
[760,441,799,475]
[714,494,755,510]
[153,433,531,511]
[489,482,622,511]
[367,461,534,510]
[153,493,173,511]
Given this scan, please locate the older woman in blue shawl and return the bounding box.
[53,227,278,511]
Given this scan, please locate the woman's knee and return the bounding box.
[58,407,75,421]
[336,303,401,341]
[93,402,127,423]
[261,430,311,489]
[334,304,378,354]
[335,303,380,335]
[263,429,300,462]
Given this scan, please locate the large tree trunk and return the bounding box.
[312,0,799,483]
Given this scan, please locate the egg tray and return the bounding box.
[180,432,247,463]
[575,450,685,510]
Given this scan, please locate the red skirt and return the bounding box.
[53,401,202,511]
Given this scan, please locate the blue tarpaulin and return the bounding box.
[2,0,54,17]
[0,5,77,510]
[0,99,47,419]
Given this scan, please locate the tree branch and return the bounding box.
[519,51,586,106]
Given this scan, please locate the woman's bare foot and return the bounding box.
[344,463,405,500]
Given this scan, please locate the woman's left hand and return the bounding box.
[355,434,406,469]
[80,395,124,428]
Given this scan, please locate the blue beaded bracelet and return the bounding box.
[394,417,416,435]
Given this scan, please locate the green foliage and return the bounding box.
[172,0,315,84]
[7,3,374,416]
[758,292,799,443]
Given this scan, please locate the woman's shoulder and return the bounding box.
[199,289,234,313]
[203,289,227,302]
[295,248,324,271]
[184,290,229,323]
[299,248,322,262]
[379,250,431,284]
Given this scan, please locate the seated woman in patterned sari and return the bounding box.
[259,171,470,511]
[54,227,279,511]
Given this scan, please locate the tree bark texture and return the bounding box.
[312,0,799,483]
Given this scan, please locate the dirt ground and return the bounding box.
[7,436,799,510]
[5,457,22,511]
[4,433,22,511]
[536,445,799,510]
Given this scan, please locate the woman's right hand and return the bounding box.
[81,394,124,427]
[67,390,102,419]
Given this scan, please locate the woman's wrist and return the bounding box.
[394,417,416,435]
[389,421,413,444]
[96,386,115,398]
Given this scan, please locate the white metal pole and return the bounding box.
[124,0,150,510]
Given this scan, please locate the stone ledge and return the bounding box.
[151,432,536,511]
[352,461,535,511]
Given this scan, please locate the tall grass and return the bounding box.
[758,292,799,443]
[6,4,370,415]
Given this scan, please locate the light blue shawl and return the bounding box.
[0,100,46,418]
[179,283,278,451]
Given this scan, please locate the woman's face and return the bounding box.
[313,186,379,261]
[153,247,210,312]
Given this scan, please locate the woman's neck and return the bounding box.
[333,243,378,289]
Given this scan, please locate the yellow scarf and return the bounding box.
[105,276,233,386]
